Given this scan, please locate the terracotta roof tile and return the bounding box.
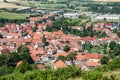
[84,54,102,60]
[76,53,83,60]
[85,62,100,67]
[54,60,67,68]
[7,33,22,37]
[54,52,68,58]
[16,61,22,67]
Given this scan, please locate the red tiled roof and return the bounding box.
[76,53,83,60]
[16,61,22,67]
[1,44,7,49]
[101,38,109,41]
[85,62,100,67]
[24,38,32,43]
[0,38,23,42]
[7,33,22,37]
[84,54,102,60]
[81,36,93,42]
[55,52,68,58]
[29,17,42,22]
[38,24,46,29]
[30,54,40,61]
[54,60,67,68]
[52,30,64,35]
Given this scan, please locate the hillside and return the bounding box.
[93,0,120,2]
[0,0,120,2]
[0,0,28,9]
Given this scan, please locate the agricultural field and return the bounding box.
[0,12,30,19]
[0,1,27,9]
[93,0,120,2]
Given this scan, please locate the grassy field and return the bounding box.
[0,1,26,9]
[93,0,120,2]
[0,12,30,19]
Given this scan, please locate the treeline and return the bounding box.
[0,45,33,76]
[0,18,29,27]
[46,17,107,38]
[83,3,120,14]
[113,28,120,37]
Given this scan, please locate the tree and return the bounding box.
[42,35,47,45]
[82,71,102,80]
[100,56,109,64]
[0,34,3,38]
[0,54,6,67]
[3,0,7,2]
[15,61,33,73]
[17,45,29,54]
[17,45,33,64]
[57,55,66,62]
[32,26,38,32]
[108,56,120,70]
[66,52,77,65]
[109,41,116,50]
[63,45,70,52]
[113,29,120,37]
[0,64,14,76]
[113,44,120,56]
[7,52,21,67]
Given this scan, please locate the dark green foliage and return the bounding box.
[1,53,120,80]
[0,18,29,27]
[87,3,120,14]
[0,66,82,80]
[78,14,89,19]
[82,42,93,51]
[113,29,120,37]
[94,65,108,72]
[32,26,38,32]
[63,45,70,52]
[46,17,107,38]
[66,52,77,61]
[0,64,14,76]
[102,75,117,80]
[20,53,34,64]
[22,32,28,36]
[108,56,120,70]
[0,34,3,38]
[7,52,21,67]
[17,45,30,54]
[0,55,6,66]
[100,56,109,64]
[17,45,33,64]
[30,13,43,17]
[0,52,21,76]
[15,61,33,73]
[109,44,120,58]
[57,55,66,62]
[42,35,47,45]
[66,52,77,65]
[82,71,102,80]
[109,41,116,50]
[0,45,33,76]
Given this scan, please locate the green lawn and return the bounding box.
[0,12,30,19]
[90,46,104,54]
